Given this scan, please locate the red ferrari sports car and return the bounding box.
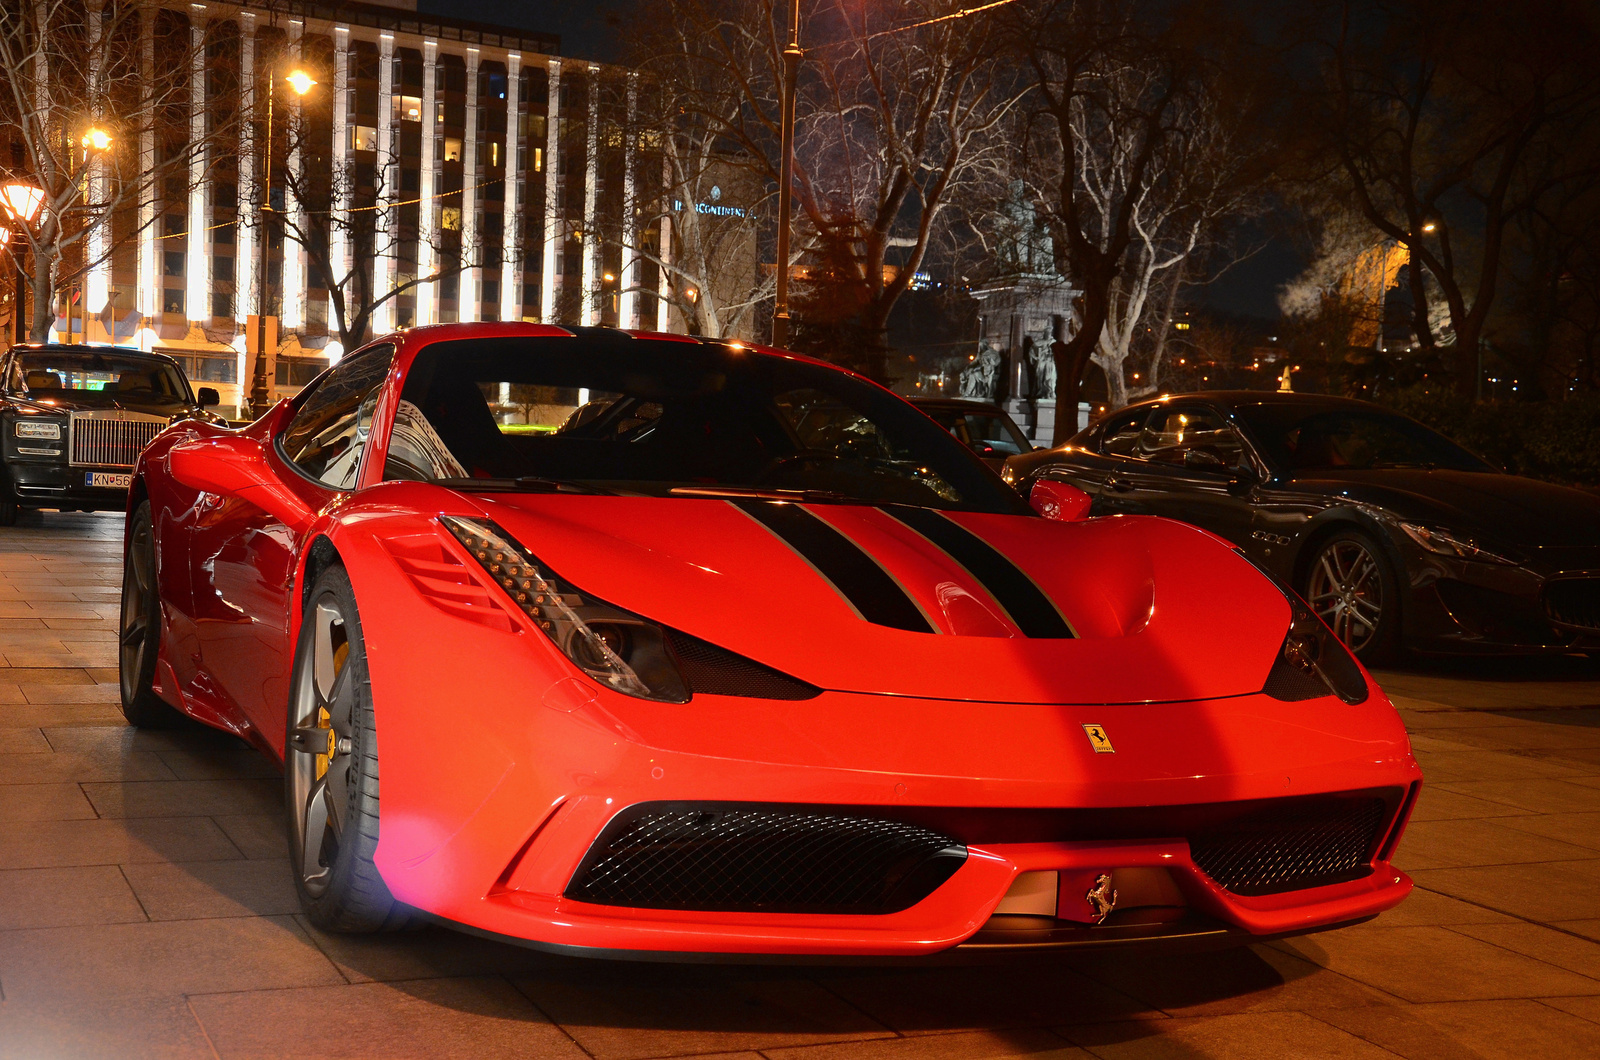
[120,323,1420,958]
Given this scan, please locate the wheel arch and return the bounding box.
[1290,510,1406,594]
[300,533,344,620]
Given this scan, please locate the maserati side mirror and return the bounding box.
[197,387,220,407]
[1030,478,1092,522]
[1182,446,1230,471]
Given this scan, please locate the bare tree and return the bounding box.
[626,2,784,338]
[789,0,1019,380]
[1081,71,1264,406]
[274,118,463,350]
[0,0,221,341]
[1307,0,1600,396]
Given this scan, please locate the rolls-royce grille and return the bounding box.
[1189,796,1387,895]
[566,804,968,914]
[1545,578,1600,632]
[68,413,165,468]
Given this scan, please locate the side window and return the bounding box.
[1100,410,1151,458]
[279,344,396,489]
[1138,406,1243,466]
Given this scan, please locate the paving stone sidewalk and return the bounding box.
[2,510,1598,1059]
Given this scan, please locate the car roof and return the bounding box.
[8,343,180,366]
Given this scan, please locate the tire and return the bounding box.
[119,501,185,727]
[285,564,409,932]
[1302,528,1403,666]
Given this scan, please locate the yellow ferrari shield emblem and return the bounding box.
[1082,724,1115,753]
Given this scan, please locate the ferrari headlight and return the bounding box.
[1400,523,1517,566]
[14,420,62,440]
[1233,548,1369,705]
[442,516,690,703]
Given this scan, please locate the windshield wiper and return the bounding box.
[428,476,614,495]
[668,485,856,503]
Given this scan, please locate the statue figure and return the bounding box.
[995,181,1056,279]
[1025,323,1058,400]
[958,339,1003,400]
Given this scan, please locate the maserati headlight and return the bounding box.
[14,420,62,440]
[442,516,690,703]
[1400,523,1517,565]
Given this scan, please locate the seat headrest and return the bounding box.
[24,370,62,390]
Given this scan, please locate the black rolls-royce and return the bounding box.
[1,344,225,525]
[1002,391,1600,662]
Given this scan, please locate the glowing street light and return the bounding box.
[0,182,45,226]
[285,69,317,96]
[1421,221,1436,233]
[81,127,113,152]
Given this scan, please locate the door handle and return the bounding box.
[1104,475,1131,493]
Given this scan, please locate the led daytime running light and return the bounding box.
[14,420,61,439]
[441,516,652,698]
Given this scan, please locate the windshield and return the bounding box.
[1233,404,1493,474]
[386,337,1027,513]
[8,350,191,407]
[919,405,1031,456]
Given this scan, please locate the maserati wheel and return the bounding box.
[1304,530,1401,664]
[285,564,409,932]
[119,501,183,727]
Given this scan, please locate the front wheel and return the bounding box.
[1302,529,1402,665]
[285,564,409,932]
[119,501,184,727]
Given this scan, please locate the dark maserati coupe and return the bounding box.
[1002,391,1600,662]
[910,396,1034,470]
[1,344,225,525]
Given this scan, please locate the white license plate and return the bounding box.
[85,472,131,489]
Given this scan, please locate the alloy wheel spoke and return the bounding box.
[313,601,344,704]
[302,778,331,877]
[1319,554,1341,592]
[119,617,146,649]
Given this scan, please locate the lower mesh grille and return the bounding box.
[566,804,967,913]
[1545,578,1600,632]
[1188,796,1387,895]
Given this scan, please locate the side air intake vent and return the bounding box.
[566,803,967,914]
[666,630,821,700]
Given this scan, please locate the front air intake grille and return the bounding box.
[1545,578,1600,632]
[68,412,166,468]
[566,803,967,914]
[666,630,821,700]
[1189,796,1387,895]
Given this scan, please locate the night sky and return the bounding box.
[426,0,1301,322]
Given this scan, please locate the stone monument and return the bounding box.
[968,183,1086,444]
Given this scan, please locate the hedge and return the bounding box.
[1376,387,1600,488]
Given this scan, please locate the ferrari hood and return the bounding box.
[462,495,1290,705]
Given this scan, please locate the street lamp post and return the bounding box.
[1,182,46,346]
[250,65,316,418]
[771,0,803,349]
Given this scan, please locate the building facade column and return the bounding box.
[185,5,208,325]
[618,71,638,330]
[414,38,439,326]
[235,13,256,329]
[85,0,109,320]
[372,31,396,334]
[581,63,600,326]
[540,58,560,324]
[461,46,480,322]
[137,0,159,346]
[281,17,306,331]
[330,24,351,332]
[499,52,522,323]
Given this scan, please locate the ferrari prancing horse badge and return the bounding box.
[1082,724,1115,753]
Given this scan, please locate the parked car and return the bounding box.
[122,325,1417,959]
[910,396,1034,470]
[1003,391,1600,663]
[0,343,225,525]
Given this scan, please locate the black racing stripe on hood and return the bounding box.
[731,500,934,634]
[882,505,1074,639]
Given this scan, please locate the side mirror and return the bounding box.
[168,435,313,528]
[197,387,220,407]
[1029,478,1092,522]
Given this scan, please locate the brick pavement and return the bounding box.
[2,510,1599,1059]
